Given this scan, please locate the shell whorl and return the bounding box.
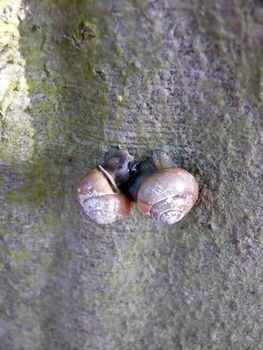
[81,194,131,224]
[77,168,131,224]
[77,169,115,205]
[137,168,198,224]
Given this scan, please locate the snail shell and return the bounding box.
[77,168,131,224]
[137,168,198,224]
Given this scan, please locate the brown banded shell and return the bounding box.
[77,168,131,224]
[137,168,198,224]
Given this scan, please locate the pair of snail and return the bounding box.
[77,150,199,225]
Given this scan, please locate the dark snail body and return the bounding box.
[128,162,155,201]
[104,150,136,186]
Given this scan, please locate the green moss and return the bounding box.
[154,58,165,70]
[1,0,167,163]
[130,0,148,14]
[81,290,90,309]
[7,182,46,207]
[197,1,263,105]
[0,174,3,187]
[0,113,35,161]
[6,160,65,209]
[127,61,141,76]
[0,79,19,113]
[0,224,5,234]
[10,250,32,266]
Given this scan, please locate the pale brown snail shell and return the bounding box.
[137,168,198,224]
[77,167,131,224]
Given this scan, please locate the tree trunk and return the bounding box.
[0,0,262,349]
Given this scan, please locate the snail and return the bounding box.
[129,150,198,224]
[77,150,136,224]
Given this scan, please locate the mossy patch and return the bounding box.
[10,250,32,266]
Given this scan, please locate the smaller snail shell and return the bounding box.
[77,169,131,224]
[137,168,198,224]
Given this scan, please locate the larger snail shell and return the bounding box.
[77,168,131,224]
[137,168,198,224]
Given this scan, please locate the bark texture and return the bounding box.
[0,0,263,349]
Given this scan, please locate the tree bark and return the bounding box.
[0,0,262,349]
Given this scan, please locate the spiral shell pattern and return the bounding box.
[77,169,131,224]
[137,168,198,224]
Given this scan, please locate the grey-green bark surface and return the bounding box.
[0,0,263,349]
